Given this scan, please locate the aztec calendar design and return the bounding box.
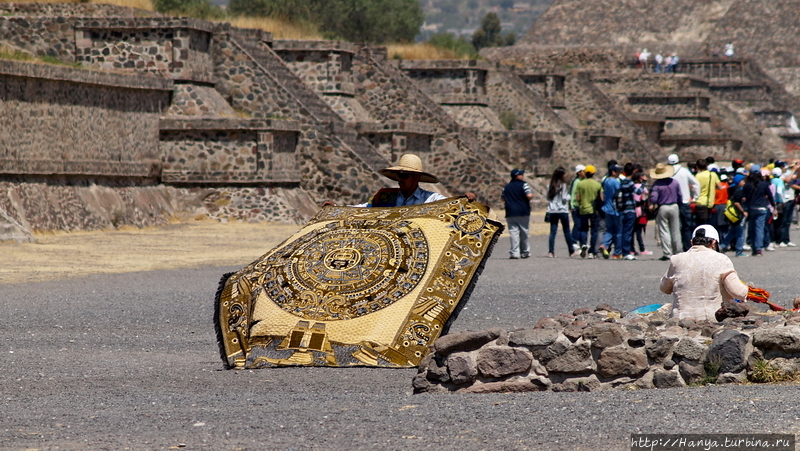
[261,221,429,321]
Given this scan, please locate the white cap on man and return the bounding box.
[667,154,680,165]
[575,164,586,173]
[693,224,720,242]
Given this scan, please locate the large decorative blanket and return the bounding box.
[214,197,503,368]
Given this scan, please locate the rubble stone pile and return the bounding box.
[414,304,800,393]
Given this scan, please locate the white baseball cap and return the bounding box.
[667,154,680,164]
[693,224,720,242]
[575,164,586,172]
[772,167,783,177]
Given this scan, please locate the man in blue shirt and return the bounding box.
[502,169,533,259]
[600,164,622,258]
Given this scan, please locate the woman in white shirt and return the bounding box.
[546,167,577,258]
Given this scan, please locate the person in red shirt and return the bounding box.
[712,173,730,239]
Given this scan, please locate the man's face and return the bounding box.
[577,170,585,178]
[396,172,421,192]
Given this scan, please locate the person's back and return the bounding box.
[503,178,532,217]
[577,178,602,215]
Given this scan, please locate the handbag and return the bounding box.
[544,212,551,222]
[723,200,742,224]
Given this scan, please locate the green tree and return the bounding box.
[471,12,515,51]
[227,0,423,43]
[227,0,314,22]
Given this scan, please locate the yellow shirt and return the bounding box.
[695,170,719,208]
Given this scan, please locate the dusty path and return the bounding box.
[6,218,797,450]
[0,215,551,284]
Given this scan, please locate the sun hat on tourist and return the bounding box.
[379,153,439,183]
[584,165,596,175]
[749,164,761,174]
[772,167,783,177]
[693,224,720,242]
[667,154,680,165]
[761,168,771,177]
[649,163,675,179]
[733,174,745,185]
[510,168,525,178]
[708,163,719,172]
[575,164,586,173]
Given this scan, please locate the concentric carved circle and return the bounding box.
[263,224,429,321]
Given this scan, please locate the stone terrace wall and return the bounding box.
[159,118,300,184]
[213,28,385,205]
[0,181,177,233]
[0,60,170,178]
[354,50,511,207]
[74,18,215,82]
[485,68,586,175]
[415,304,800,394]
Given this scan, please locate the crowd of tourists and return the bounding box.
[539,155,800,260]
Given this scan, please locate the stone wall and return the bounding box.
[159,118,300,184]
[74,19,215,82]
[214,30,386,205]
[273,40,355,95]
[354,49,512,207]
[0,180,177,233]
[414,303,800,394]
[167,83,236,117]
[0,60,170,178]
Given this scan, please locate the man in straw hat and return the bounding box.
[324,153,475,208]
[649,162,683,261]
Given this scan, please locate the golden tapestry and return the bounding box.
[214,197,503,368]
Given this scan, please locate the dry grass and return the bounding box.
[0,219,301,284]
[226,16,323,40]
[1,0,155,8]
[386,43,469,60]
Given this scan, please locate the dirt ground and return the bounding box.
[0,214,551,284]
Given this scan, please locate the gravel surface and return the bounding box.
[2,231,800,450]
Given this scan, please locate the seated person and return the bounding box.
[323,153,475,207]
[660,225,749,320]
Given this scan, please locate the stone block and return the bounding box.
[707,329,750,374]
[425,355,450,383]
[458,378,546,393]
[551,374,601,392]
[582,323,624,349]
[545,341,592,373]
[534,317,561,329]
[716,371,747,384]
[508,328,559,347]
[646,337,678,362]
[447,352,478,385]
[672,338,708,362]
[653,369,685,389]
[476,346,533,378]
[678,360,706,385]
[596,346,648,378]
[752,326,800,354]
[433,328,503,356]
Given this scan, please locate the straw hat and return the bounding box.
[649,163,675,179]
[379,154,439,183]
